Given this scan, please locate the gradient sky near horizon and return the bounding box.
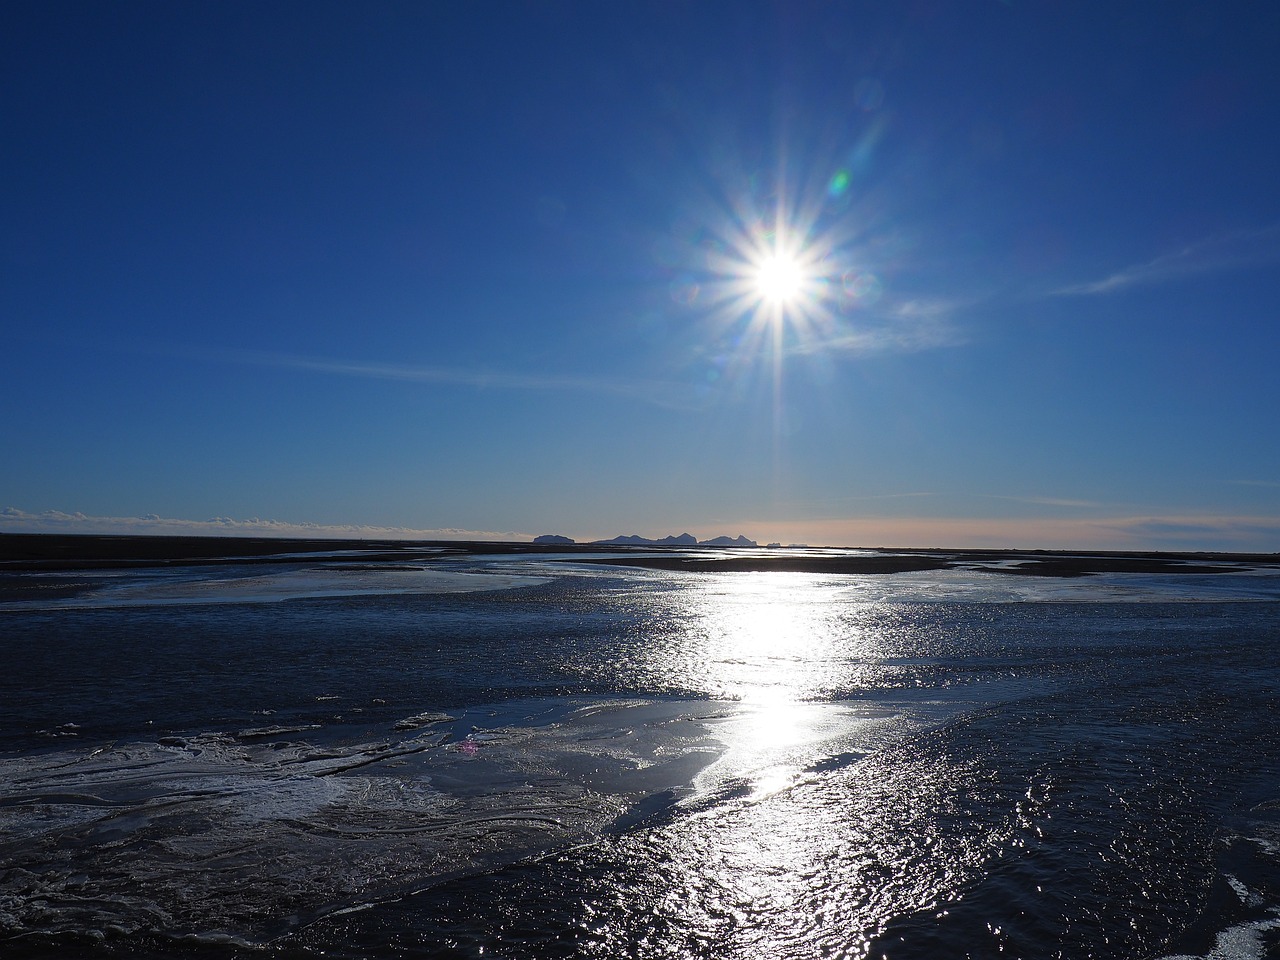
[4,1,1280,551]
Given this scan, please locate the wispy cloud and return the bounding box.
[978,494,1102,509]
[1054,223,1280,296]
[218,349,701,410]
[0,507,528,542]
[1231,479,1280,489]
[790,297,966,357]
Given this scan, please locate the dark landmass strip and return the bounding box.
[0,533,427,570]
[973,557,1252,577]
[0,533,1276,577]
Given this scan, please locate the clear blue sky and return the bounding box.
[4,1,1279,550]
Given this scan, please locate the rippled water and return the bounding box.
[2,556,1279,958]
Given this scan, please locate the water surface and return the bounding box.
[2,551,1278,958]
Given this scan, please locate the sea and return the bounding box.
[2,546,1279,959]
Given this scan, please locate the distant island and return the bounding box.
[694,535,758,547]
[533,533,758,547]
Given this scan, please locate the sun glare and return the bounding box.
[755,251,805,305]
[693,206,854,372]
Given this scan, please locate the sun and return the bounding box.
[695,214,840,359]
[754,251,806,305]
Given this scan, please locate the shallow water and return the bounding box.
[1,555,1279,958]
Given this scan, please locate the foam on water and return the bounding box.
[1163,915,1280,960]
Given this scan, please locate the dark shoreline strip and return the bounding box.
[1,533,1276,578]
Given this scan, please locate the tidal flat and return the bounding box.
[2,534,1279,958]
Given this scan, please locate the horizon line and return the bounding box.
[3,507,1279,554]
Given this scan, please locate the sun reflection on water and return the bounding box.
[644,570,884,703]
[578,723,1007,960]
[567,571,1018,959]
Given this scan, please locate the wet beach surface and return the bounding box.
[2,535,1279,958]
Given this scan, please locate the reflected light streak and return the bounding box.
[680,574,877,799]
[689,572,867,702]
[570,573,1016,958]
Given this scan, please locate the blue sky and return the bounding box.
[4,1,1280,550]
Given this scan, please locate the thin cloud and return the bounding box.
[171,350,706,414]
[978,494,1101,509]
[0,507,527,542]
[1054,223,1280,296]
[196,348,702,411]
[790,297,966,357]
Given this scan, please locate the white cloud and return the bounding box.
[1055,223,1280,296]
[0,507,528,541]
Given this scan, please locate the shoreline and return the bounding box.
[2,532,1278,578]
